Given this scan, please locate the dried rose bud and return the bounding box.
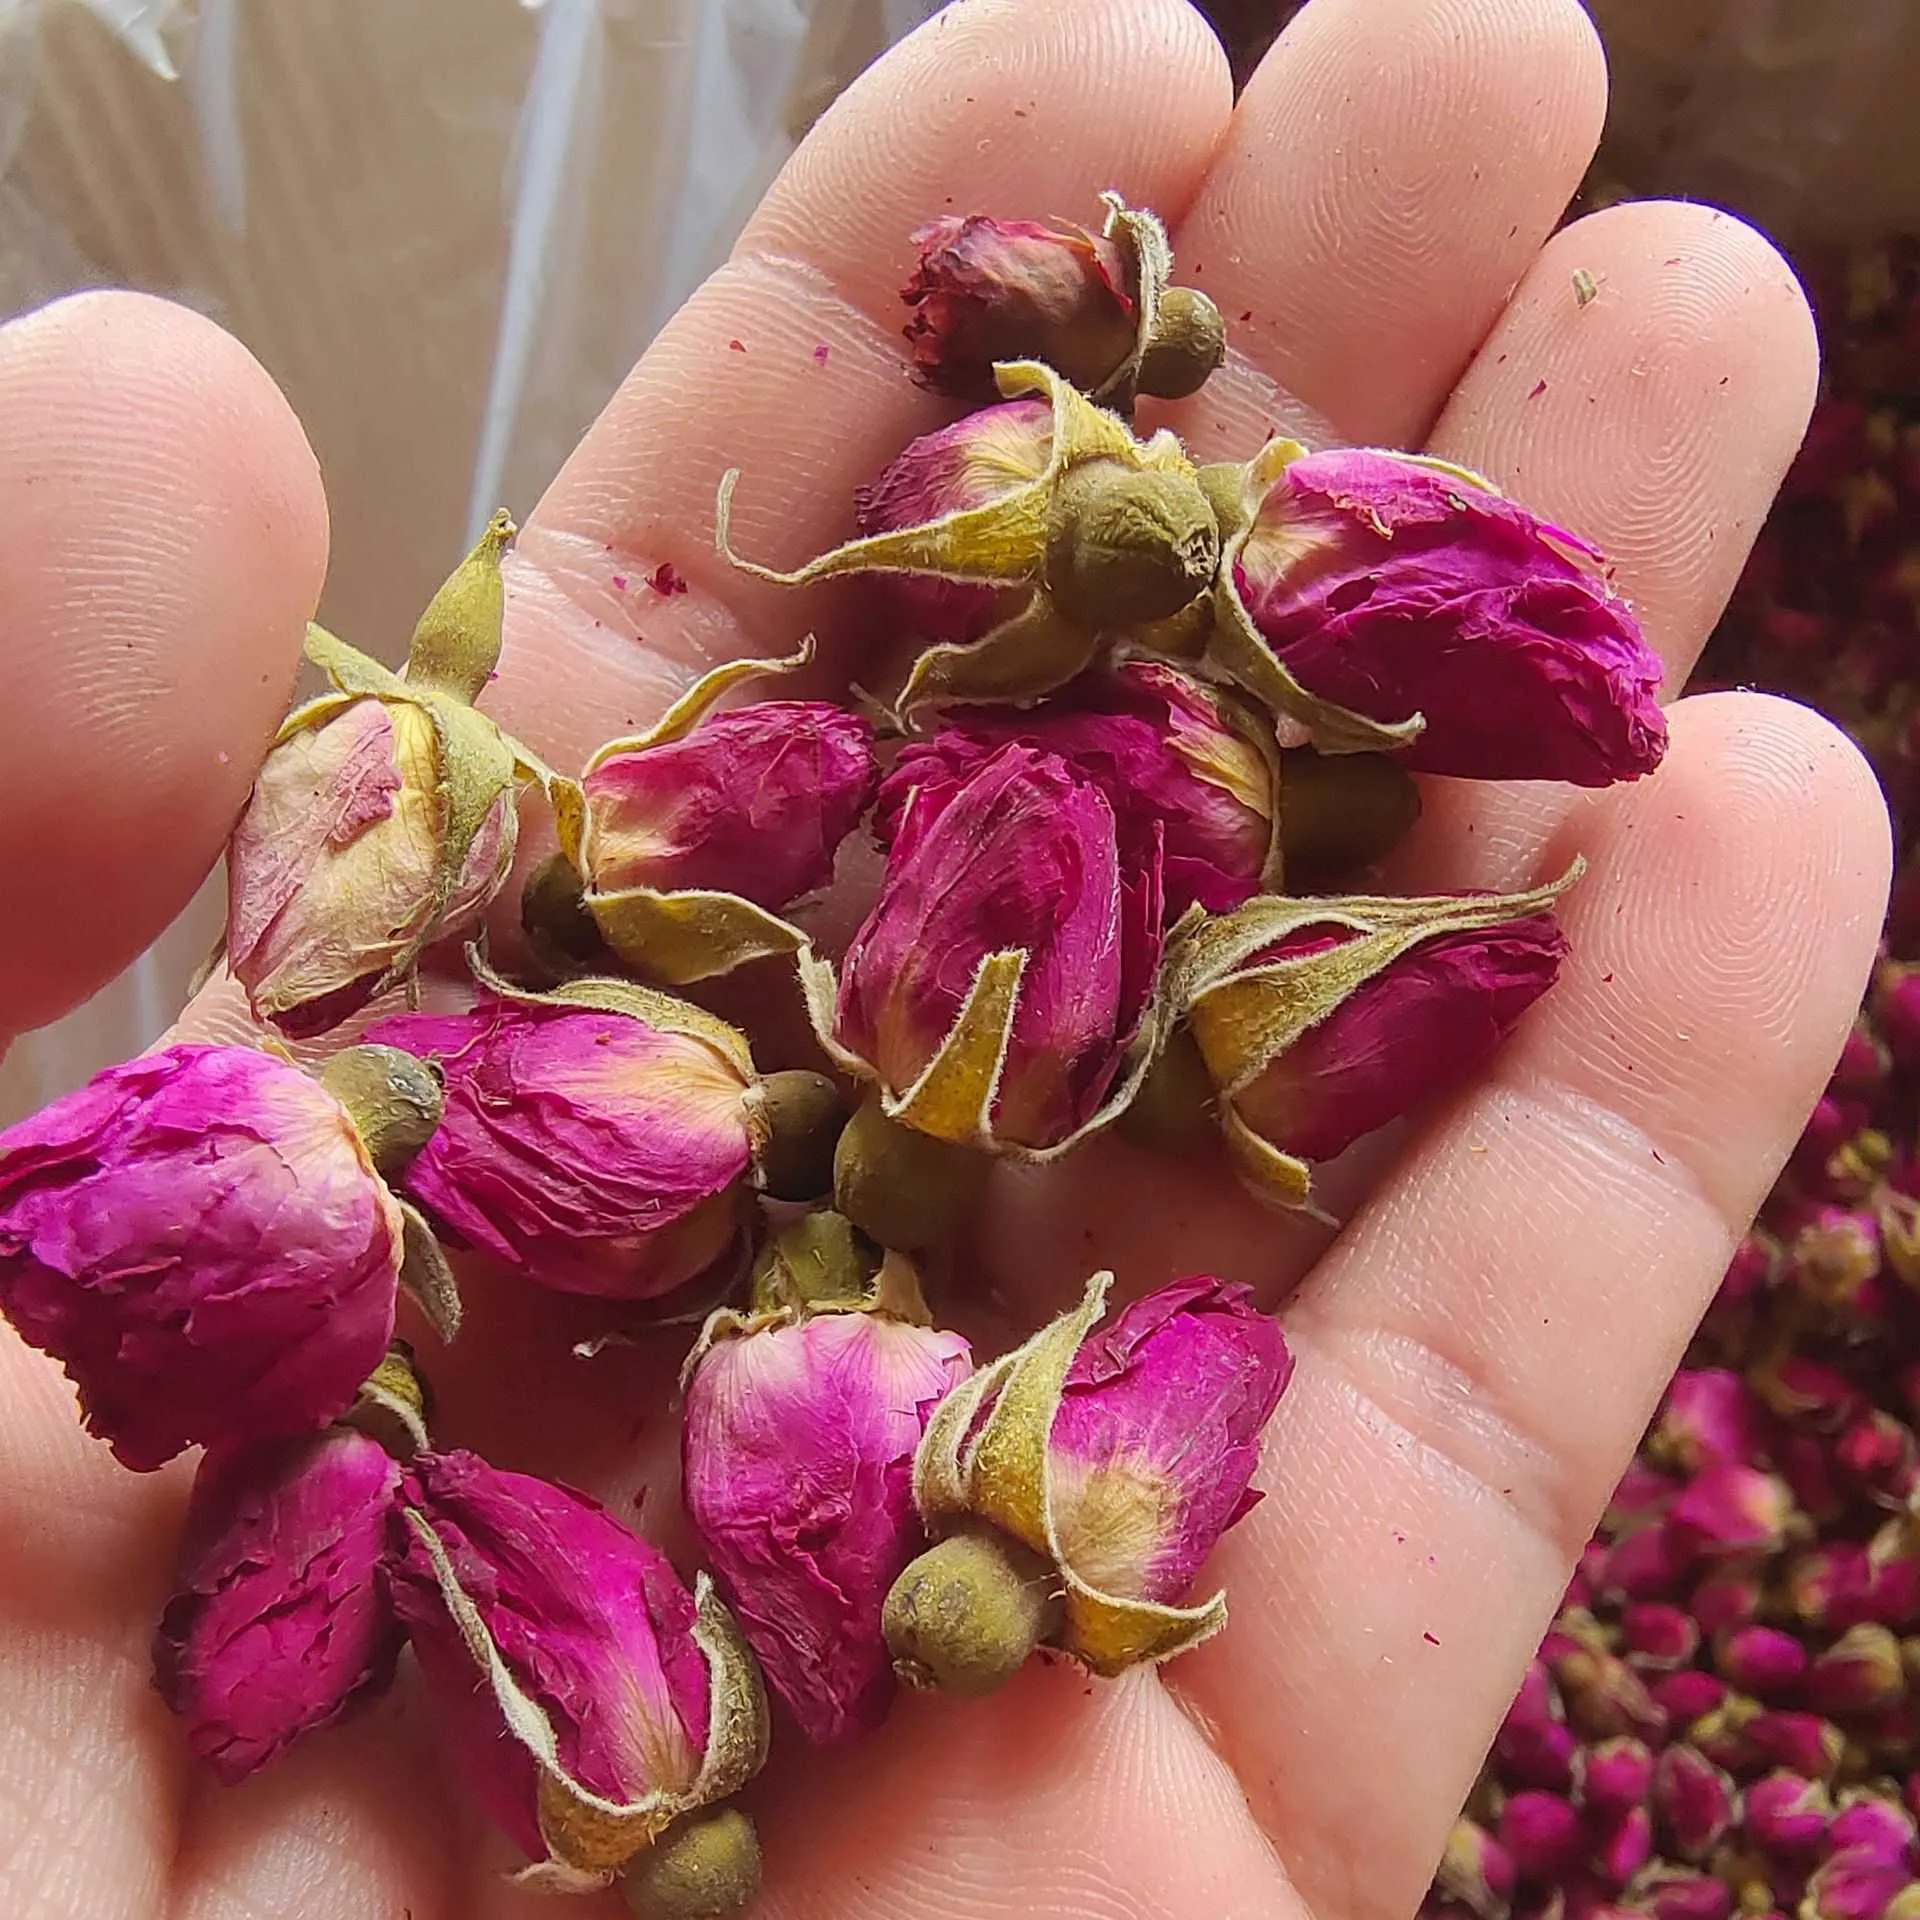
[1435,1817,1517,1920]
[0,1044,423,1468]
[682,1276,972,1744]
[1802,1846,1920,1920]
[903,197,1224,409]
[1835,1412,1919,1501]
[875,659,1280,919]
[1745,1771,1834,1857]
[1168,877,1571,1208]
[1716,1624,1810,1697]
[1806,1623,1906,1715]
[1829,1795,1918,1864]
[227,515,536,1035]
[1599,1522,1696,1602]
[1745,1708,1846,1780]
[1876,964,1920,1073]
[153,1425,402,1781]
[1652,1668,1729,1727]
[364,979,761,1301]
[812,744,1164,1159]
[1205,442,1667,781]
[1651,1369,1773,1475]
[1780,1432,1848,1526]
[1668,1462,1795,1558]
[1789,1205,1883,1308]
[1636,1869,1732,1920]
[1692,1571,1764,1635]
[1499,1791,1584,1882]
[1651,1743,1736,1859]
[1550,1643,1668,1741]
[1496,1660,1580,1793]
[1591,1804,1654,1890]
[1584,1736,1653,1814]
[1752,1353,1864,1427]
[1609,1458,1682,1527]
[561,644,877,985]
[1788,1544,1877,1628]
[389,1448,767,1890]
[722,361,1219,711]
[1622,1602,1699,1670]
[886,1273,1291,1690]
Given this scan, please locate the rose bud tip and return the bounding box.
[620,1809,762,1920]
[883,1529,1063,1698]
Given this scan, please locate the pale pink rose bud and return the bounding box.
[153,1427,402,1781]
[875,660,1278,919]
[1807,1623,1907,1715]
[1651,1668,1727,1728]
[1716,1624,1810,1696]
[1498,1790,1584,1881]
[1583,1737,1654,1816]
[1652,1369,1773,1474]
[683,1305,972,1744]
[1668,1463,1795,1558]
[1743,1771,1833,1856]
[825,745,1163,1154]
[363,991,758,1300]
[0,1045,403,1468]
[1651,1744,1736,1859]
[1621,1602,1699,1670]
[578,701,877,912]
[388,1449,767,1888]
[1221,446,1667,784]
[1590,1804,1654,1891]
[1746,1708,1846,1780]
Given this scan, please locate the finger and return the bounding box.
[496,0,1232,768]
[1165,694,1890,1920]
[0,291,327,1039]
[1151,0,1607,456]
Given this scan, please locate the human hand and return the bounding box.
[0,2,1892,1916]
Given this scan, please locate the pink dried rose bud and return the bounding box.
[1829,1796,1918,1864]
[722,361,1219,713]
[682,1274,972,1744]
[1637,1870,1733,1920]
[364,978,762,1301]
[1496,1660,1579,1793]
[1743,1771,1834,1857]
[1590,1804,1654,1890]
[1715,1624,1810,1696]
[1806,1623,1906,1715]
[1550,1642,1667,1741]
[1691,1570,1765,1635]
[1598,1521,1695,1601]
[1802,1847,1920,1920]
[1207,441,1668,782]
[1651,1667,1728,1727]
[1607,1458,1681,1527]
[1668,1462,1795,1558]
[1169,878,1571,1209]
[902,198,1223,405]
[1651,1368,1773,1474]
[1584,1737,1654,1816]
[1434,1818,1517,1920]
[1651,1743,1736,1859]
[0,1044,414,1469]
[1498,1790,1584,1882]
[153,1425,403,1781]
[815,743,1164,1158]
[388,1448,767,1890]
[1621,1602,1699,1670]
[885,1273,1292,1692]
[227,515,530,1036]
[875,659,1280,920]
[1745,1708,1846,1780]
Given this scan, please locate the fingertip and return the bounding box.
[0,290,328,1035]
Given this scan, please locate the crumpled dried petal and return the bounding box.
[682,1294,972,1744]
[554,642,877,985]
[806,742,1167,1156]
[902,1271,1291,1679]
[875,658,1279,919]
[388,1448,767,1889]
[1205,441,1668,783]
[364,976,760,1301]
[719,361,1219,712]
[226,515,544,1035]
[0,1044,402,1468]
[154,1426,402,1781]
[1165,871,1576,1208]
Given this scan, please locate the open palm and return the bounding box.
[0,1,1893,1916]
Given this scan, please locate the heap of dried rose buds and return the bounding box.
[0,195,1669,1915]
[1428,239,1920,1920]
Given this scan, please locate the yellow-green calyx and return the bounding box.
[882,1528,1063,1697]
[619,1808,763,1920]
[321,1043,444,1182]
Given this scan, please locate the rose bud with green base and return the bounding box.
[224,513,563,1036]
[682,1227,972,1743]
[1203,439,1668,781]
[901,193,1224,407]
[883,1270,1292,1693]
[1163,870,1578,1210]
[363,966,768,1302]
[718,359,1219,712]
[0,1041,458,1470]
[388,1448,768,1895]
[548,641,877,986]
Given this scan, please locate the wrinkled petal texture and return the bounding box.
[1049,1276,1293,1606]
[153,1428,402,1782]
[837,744,1163,1149]
[1237,449,1668,785]
[363,998,751,1299]
[388,1449,709,1863]
[1234,915,1568,1165]
[875,661,1271,919]
[902,214,1137,400]
[853,397,1054,644]
[582,701,877,907]
[0,1044,400,1469]
[683,1312,972,1744]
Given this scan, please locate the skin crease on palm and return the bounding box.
[0,0,1896,1914]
